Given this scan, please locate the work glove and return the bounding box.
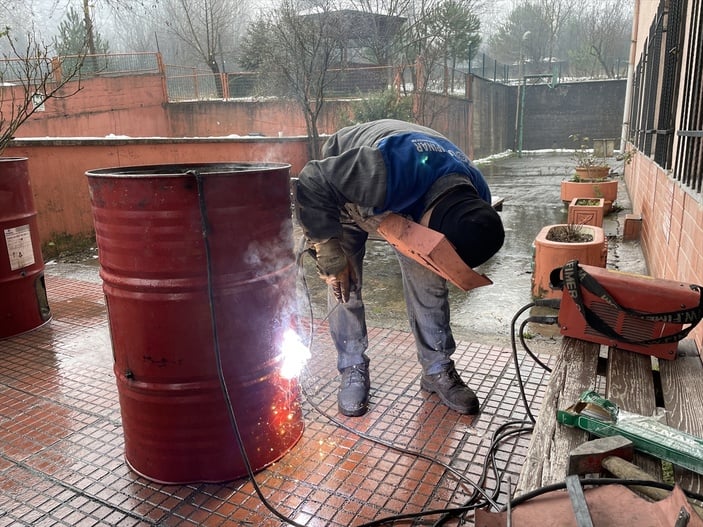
[314,238,353,303]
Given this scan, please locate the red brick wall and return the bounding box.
[624,148,703,351]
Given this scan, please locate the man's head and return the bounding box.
[428,186,505,268]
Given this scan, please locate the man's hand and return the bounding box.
[314,239,353,303]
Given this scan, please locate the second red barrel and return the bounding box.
[85,163,304,484]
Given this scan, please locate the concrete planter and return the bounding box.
[560,178,618,212]
[567,197,606,227]
[531,224,608,299]
[575,165,610,180]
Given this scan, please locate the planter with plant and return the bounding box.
[567,197,606,227]
[560,135,618,210]
[570,133,611,180]
[560,174,618,212]
[1,28,84,337]
[531,223,607,299]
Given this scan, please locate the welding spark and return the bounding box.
[279,328,311,379]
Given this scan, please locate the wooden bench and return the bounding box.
[516,337,703,500]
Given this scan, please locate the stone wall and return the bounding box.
[521,79,627,151]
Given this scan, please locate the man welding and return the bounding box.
[295,119,504,417]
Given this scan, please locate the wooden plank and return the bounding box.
[605,348,662,479]
[516,337,600,495]
[659,340,703,494]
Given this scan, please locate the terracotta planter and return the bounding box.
[575,165,610,180]
[560,178,618,211]
[567,197,606,227]
[531,224,608,299]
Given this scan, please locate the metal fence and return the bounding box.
[164,62,472,102]
[0,52,162,84]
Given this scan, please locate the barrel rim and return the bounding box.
[85,162,292,178]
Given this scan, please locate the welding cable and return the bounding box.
[519,317,555,372]
[510,302,540,424]
[431,302,562,525]
[431,419,535,526]
[193,172,307,527]
[510,300,560,424]
[295,265,501,508]
[467,298,561,523]
[294,250,509,525]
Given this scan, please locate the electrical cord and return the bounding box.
[509,299,560,424]
[292,258,570,525]
[196,177,499,527]
[296,250,506,525]
[194,172,308,527]
[196,173,609,527]
[427,298,561,525]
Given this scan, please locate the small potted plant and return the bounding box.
[561,135,618,211]
[570,134,610,180]
[567,197,606,227]
[531,223,607,299]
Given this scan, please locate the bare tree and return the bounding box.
[157,0,251,95]
[346,0,413,66]
[536,0,577,65]
[579,0,631,78]
[240,0,346,158]
[0,27,85,154]
[392,0,483,126]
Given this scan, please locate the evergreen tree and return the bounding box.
[53,5,109,57]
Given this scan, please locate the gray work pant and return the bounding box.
[328,219,456,375]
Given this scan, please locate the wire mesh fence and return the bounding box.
[0,52,162,84]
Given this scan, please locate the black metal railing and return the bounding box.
[629,0,701,196]
[674,0,702,194]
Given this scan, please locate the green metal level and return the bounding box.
[557,390,703,475]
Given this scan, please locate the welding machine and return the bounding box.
[550,260,703,360]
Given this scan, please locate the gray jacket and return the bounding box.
[295,119,488,243]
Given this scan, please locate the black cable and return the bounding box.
[424,298,562,525]
[519,317,554,371]
[295,250,505,524]
[431,419,535,526]
[510,302,539,424]
[197,183,570,527]
[295,261,570,526]
[194,172,307,527]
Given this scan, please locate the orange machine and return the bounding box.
[551,260,703,360]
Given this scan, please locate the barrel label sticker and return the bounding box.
[4,225,35,270]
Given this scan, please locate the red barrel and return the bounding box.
[1,157,51,338]
[85,163,304,484]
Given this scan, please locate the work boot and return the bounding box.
[338,363,370,417]
[421,366,480,415]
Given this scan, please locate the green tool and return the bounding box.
[557,390,703,475]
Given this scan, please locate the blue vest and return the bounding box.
[376,132,491,220]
